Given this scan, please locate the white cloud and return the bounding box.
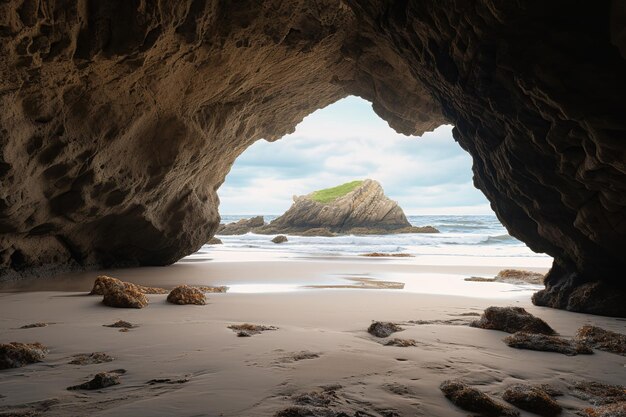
[218,96,493,215]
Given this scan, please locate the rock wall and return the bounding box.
[0,1,624,315]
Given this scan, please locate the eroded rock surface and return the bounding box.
[503,332,593,356]
[0,1,625,315]
[367,321,403,338]
[575,325,626,355]
[440,379,519,417]
[166,285,206,305]
[0,342,47,369]
[470,307,556,335]
[502,384,562,417]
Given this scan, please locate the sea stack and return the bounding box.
[257,180,438,235]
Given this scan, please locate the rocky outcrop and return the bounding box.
[502,385,562,417]
[440,380,520,417]
[470,307,556,335]
[271,235,287,244]
[217,216,265,235]
[503,332,593,356]
[257,180,436,235]
[0,1,625,315]
[92,276,148,308]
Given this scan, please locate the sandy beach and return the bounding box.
[1,250,624,416]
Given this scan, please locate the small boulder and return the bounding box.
[67,371,122,390]
[503,332,592,355]
[0,342,48,369]
[19,322,50,329]
[470,307,556,335]
[103,320,136,329]
[440,379,520,416]
[167,285,206,305]
[575,325,626,356]
[272,235,288,244]
[367,321,403,338]
[90,276,148,308]
[207,237,223,244]
[502,384,562,416]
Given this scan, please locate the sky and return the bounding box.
[218,96,493,215]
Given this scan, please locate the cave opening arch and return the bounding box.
[0,1,624,315]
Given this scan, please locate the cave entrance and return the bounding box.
[207,96,551,277]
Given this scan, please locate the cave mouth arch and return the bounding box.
[0,1,624,316]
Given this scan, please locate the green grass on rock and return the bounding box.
[309,180,364,204]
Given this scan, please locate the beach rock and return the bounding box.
[90,275,168,295]
[575,326,626,356]
[272,235,288,244]
[207,237,223,245]
[69,352,114,365]
[571,381,626,406]
[503,332,593,356]
[192,285,228,293]
[217,216,265,235]
[360,253,413,258]
[166,285,206,305]
[582,402,626,417]
[0,342,48,369]
[1,1,625,318]
[97,277,148,309]
[367,322,403,338]
[496,270,545,285]
[103,320,136,329]
[502,384,562,416]
[256,180,437,235]
[19,323,50,329]
[440,380,520,416]
[228,323,278,336]
[384,338,417,347]
[471,307,556,335]
[67,372,121,390]
[465,277,497,282]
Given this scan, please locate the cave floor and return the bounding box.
[0,256,624,416]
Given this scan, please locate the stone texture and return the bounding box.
[166,285,206,305]
[503,332,593,356]
[502,384,562,417]
[575,325,626,355]
[67,371,121,390]
[367,321,403,338]
[0,1,625,316]
[94,276,148,308]
[440,380,520,417]
[0,342,47,369]
[470,307,556,335]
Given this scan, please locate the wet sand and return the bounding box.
[0,252,624,416]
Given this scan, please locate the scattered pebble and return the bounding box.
[440,379,520,416]
[503,332,592,356]
[166,285,206,305]
[470,306,556,335]
[69,352,114,365]
[368,321,403,338]
[0,342,48,370]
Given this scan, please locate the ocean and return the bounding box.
[211,214,550,260]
